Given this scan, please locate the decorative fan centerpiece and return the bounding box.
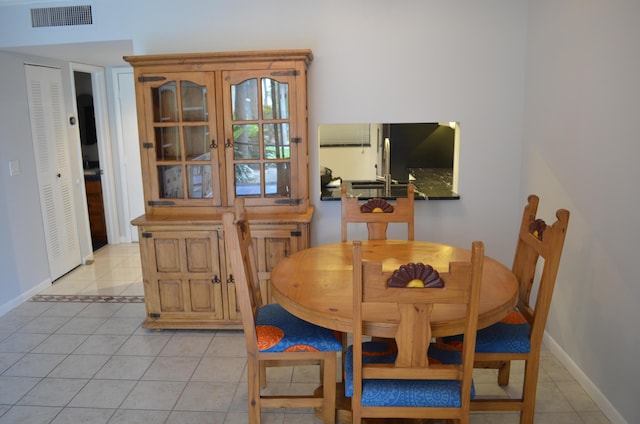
[387,263,444,288]
[529,218,547,240]
[360,198,394,213]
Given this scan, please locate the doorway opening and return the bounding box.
[74,71,107,251]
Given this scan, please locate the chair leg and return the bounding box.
[322,354,337,424]
[519,358,539,424]
[247,359,261,424]
[497,360,511,386]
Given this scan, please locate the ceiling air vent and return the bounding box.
[31,5,93,28]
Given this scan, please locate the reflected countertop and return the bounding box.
[320,168,460,201]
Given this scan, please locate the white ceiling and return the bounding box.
[1,40,133,67]
[0,1,133,67]
[0,0,61,5]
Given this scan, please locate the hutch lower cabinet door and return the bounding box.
[135,217,311,329]
[139,228,233,329]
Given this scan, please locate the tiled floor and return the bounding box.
[0,243,611,424]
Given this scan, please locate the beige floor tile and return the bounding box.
[119,380,186,410]
[106,409,169,423]
[0,405,61,424]
[68,379,137,408]
[142,356,200,381]
[165,410,227,424]
[94,355,156,380]
[48,354,111,378]
[173,381,236,412]
[73,334,128,355]
[190,356,246,382]
[17,377,88,406]
[159,333,214,357]
[3,353,66,377]
[49,407,114,424]
[0,376,41,404]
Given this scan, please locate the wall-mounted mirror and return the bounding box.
[319,122,459,199]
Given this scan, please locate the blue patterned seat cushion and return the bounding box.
[444,311,531,353]
[344,340,474,407]
[255,303,343,352]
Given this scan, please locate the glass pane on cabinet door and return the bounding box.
[233,124,260,159]
[263,123,290,159]
[262,78,289,120]
[184,126,210,160]
[231,78,258,120]
[234,163,261,196]
[265,162,290,196]
[181,81,207,122]
[152,82,178,122]
[188,164,212,198]
[158,165,183,198]
[155,127,181,160]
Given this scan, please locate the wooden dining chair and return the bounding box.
[345,240,485,423]
[222,199,342,424]
[341,183,415,242]
[444,194,570,424]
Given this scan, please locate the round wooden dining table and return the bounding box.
[270,240,519,338]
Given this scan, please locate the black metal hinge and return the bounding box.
[143,142,153,149]
[138,76,166,82]
[291,137,302,144]
[270,70,300,77]
[141,232,152,238]
[149,313,160,319]
[290,231,302,237]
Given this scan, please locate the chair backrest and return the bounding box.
[341,183,415,242]
[351,239,484,418]
[222,198,263,353]
[513,195,570,342]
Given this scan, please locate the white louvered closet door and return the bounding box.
[25,64,81,281]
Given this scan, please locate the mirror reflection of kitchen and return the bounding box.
[319,122,459,199]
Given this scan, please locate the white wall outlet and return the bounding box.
[9,159,21,176]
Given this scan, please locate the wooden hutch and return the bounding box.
[124,50,313,329]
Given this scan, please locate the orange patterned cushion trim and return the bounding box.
[256,325,284,350]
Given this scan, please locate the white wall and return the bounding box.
[0,52,56,311]
[0,0,636,422]
[523,2,640,422]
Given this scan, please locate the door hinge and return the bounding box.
[149,313,160,319]
[148,200,176,206]
[141,232,152,238]
[275,198,302,205]
[290,231,302,237]
[138,76,166,82]
[291,137,302,144]
[143,142,153,149]
[270,70,300,76]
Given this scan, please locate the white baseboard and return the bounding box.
[543,332,627,424]
[0,278,51,316]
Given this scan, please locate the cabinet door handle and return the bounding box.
[225,139,233,148]
[212,275,221,284]
[227,274,234,284]
[210,140,217,149]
